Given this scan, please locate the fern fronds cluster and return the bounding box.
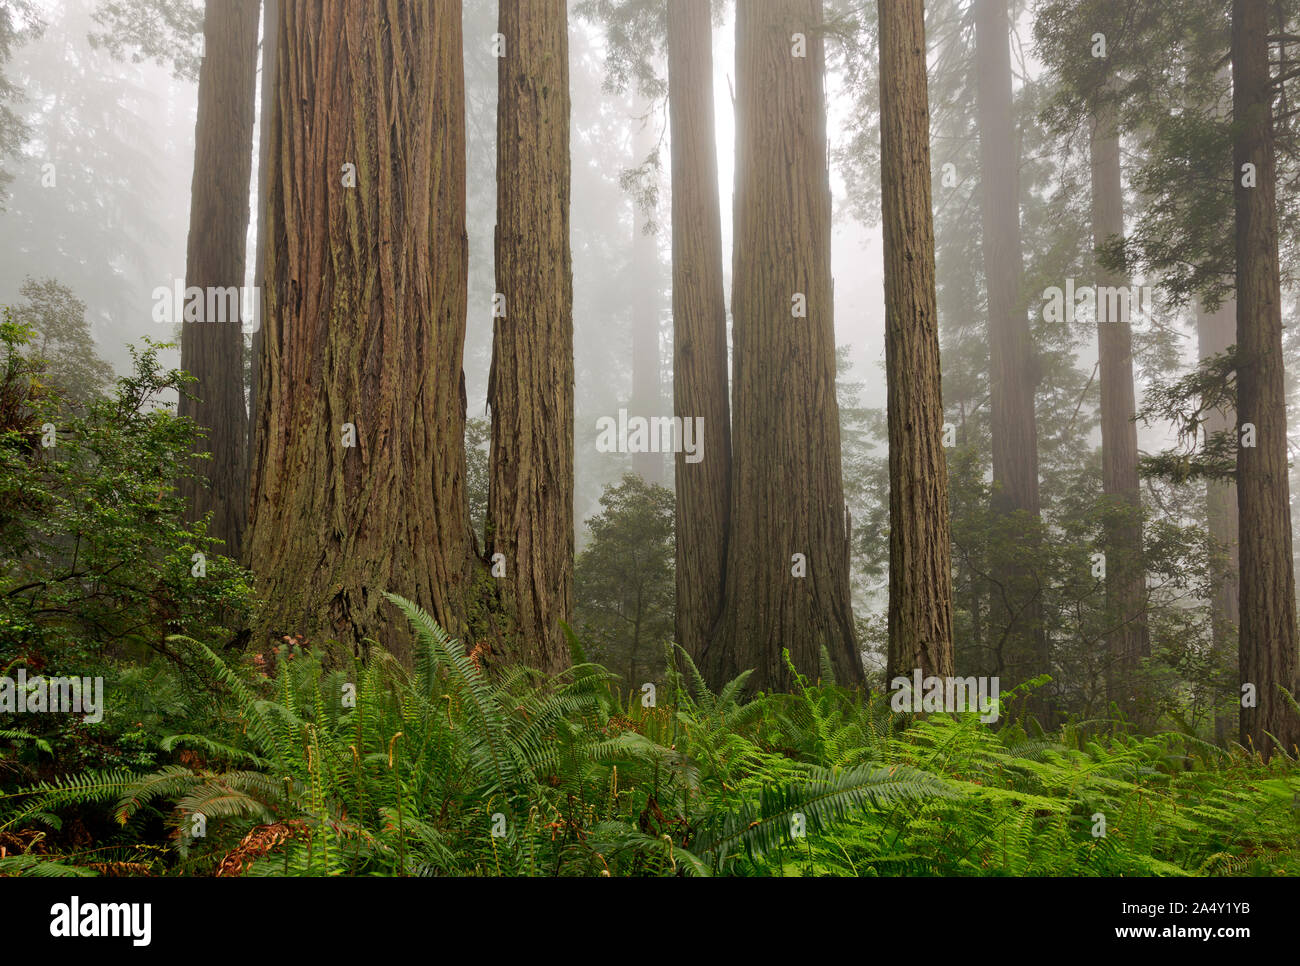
[2,599,1295,876]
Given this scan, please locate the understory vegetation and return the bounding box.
[1,593,1295,877]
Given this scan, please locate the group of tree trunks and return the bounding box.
[174,0,1296,756]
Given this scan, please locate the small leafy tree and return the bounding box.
[0,319,251,770]
[11,277,114,403]
[575,474,674,688]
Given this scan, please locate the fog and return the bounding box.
[2,0,1289,608]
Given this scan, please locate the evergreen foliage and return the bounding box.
[2,601,1293,877]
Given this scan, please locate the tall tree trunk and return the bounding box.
[974,0,1046,703]
[178,0,259,561]
[668,0,730,667]
[957,404,986,668]
[630,112,664,483]
[247,0,277,498]
[1088,97,1150,708]
[1199,70,1239,746]
[878,0,953,681]
[1197,297,1240,744]
[706,0,863,692]
[248,1,476,662]
[1232,0,1300,757]
[488,0,575,674]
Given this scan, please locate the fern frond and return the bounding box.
[695,762,956,871]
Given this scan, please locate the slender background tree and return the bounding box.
[878,0,954,681]
[488,0,577,673]
[176,0,258,561]
[1088,91,1150,705]
[975,0,1047,703]
[668,0,729,668]
[247,0,276,482]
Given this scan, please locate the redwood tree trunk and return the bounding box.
[706,0,863,692]
[1232,0,1300,756]
[1197,297,1239,744]
[248,1,476,662]
[487,0,575,674]
[247,0,277,491]
[878,0,954,681]
[974,0,1046,700]
[1088,98,1150,707]
[178,0,259,561]
[668,0,730,667]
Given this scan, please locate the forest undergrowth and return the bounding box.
[1,594,1295,878]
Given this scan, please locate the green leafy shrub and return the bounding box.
[0,318,252,776]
